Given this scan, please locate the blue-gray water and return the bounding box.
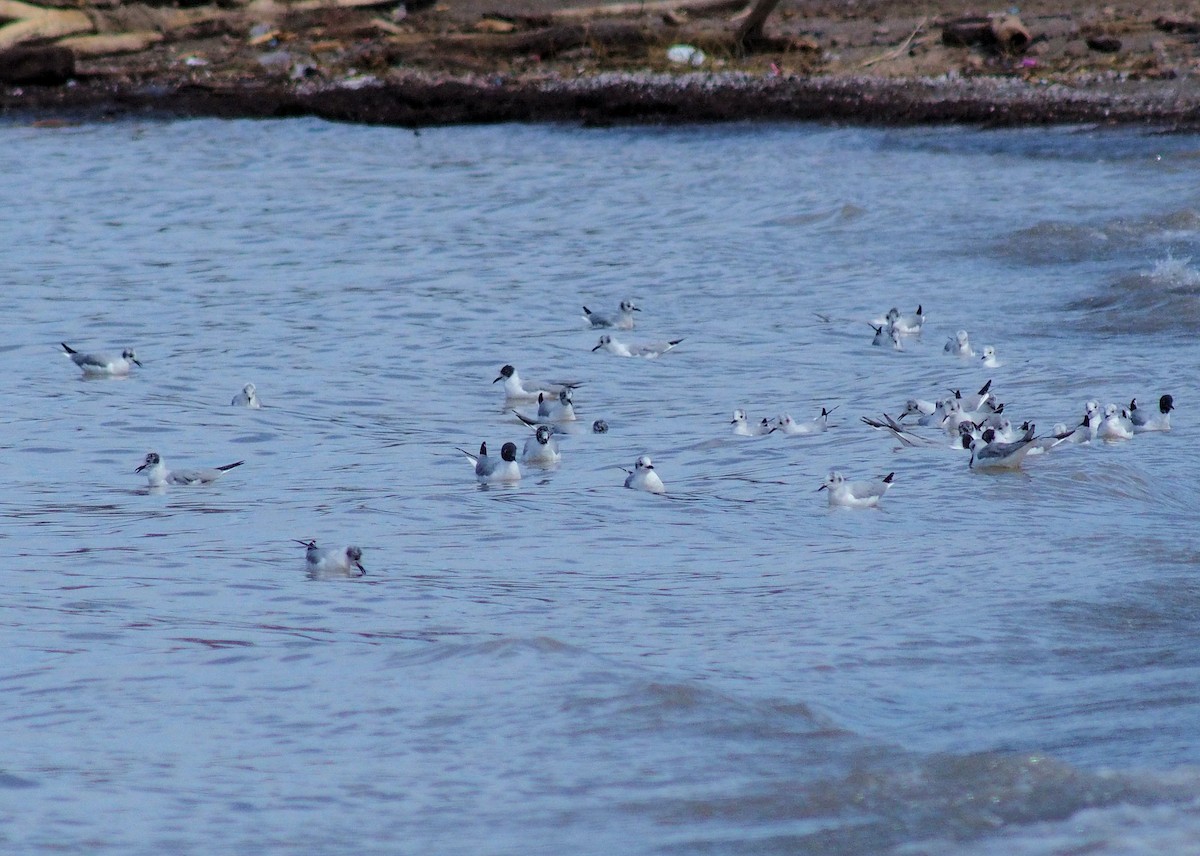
[3,118,1200,854]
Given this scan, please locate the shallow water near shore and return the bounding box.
[3,118,1200,854]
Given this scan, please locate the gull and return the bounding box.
[61,342,141,376]
[898,398,938,421]
[1046,415,1092,448]
[979,346,1002,368]
[950,380,993,413]
[969,424,1038,470]
[944,330,975,358]
[1083,401,1102,442]
[493,364,582,403]
[1129,394,1173,433]
[622,455,665,494]
[939,399,975,434]
[731,409,775,437]
[893,305,925,334]
[871,323,903,350]
[513,393,557,426]
[818,471,894,508]
[873,305,925,334]
[863,413,973,449]
[457,441,521,483]
[592,334,683,358]
[582,300,639,330]
[1098,403,1134,441]
[777,407,835,436]
[135,452,244,487]
[294,540,365,578]
[548,387,577,422]
[522,425,561,466]
[231,383,261,408]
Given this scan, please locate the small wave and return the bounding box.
[1066,253,1200,334]
[1002,210,1200,266]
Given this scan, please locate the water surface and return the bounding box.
[3,119,1200,854]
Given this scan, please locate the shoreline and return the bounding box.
[4,1,1200,129]
[5,72,1200,129]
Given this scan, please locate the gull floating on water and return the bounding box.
[872,305,925,335]
[731,409,775,437]
[135,452,244,487]
[871,323,903,350]
[1130,394,1173,433]
[950,380,994,413]
[944,330,975,358]
[458,441,521,483]
[493,364,582,403]
[979,346,1002,368]
[592,334,684,359]
[582,300,639,329]
[231,383,261,408]
[521,425,561,466]
[818,470,894,508]
[623,455,666,494]
[969,424,1038,470]
[61,342,141,376]
[777,407,835,435]
[295,539,365,578]
[1098,403,1134,441]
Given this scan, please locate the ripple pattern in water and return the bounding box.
[2,119,1200,855]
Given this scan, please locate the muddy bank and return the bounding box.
[5,72,1200,128]
[4,1,1200,127]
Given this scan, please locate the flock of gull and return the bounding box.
[844,305,1174,507]
[60,295,1175,567]
[453,298,692,496]
[62,341,365,578]
[460,299,1175,510]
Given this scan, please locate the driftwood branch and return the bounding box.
[734,0,781,44]
[0,0,397,53]
[0,1,92,51]
[547,0,747,22]
[858,17,926,69]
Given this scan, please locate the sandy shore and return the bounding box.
[3,1,1200,126]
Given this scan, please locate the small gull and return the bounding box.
[818,471,894,508]
[582,300,640,330]
[980,346,1002,368]
[872,305,925,334]
[1098,403,1134,441]
[494,364,582,403]
[776,407,835,436]
[295,540,365,578]
[969,424,1038,470]
[548,387,577,422]
[863,413,975,449]
[950,380,993,413]
[943,330,975,358]
[458,441,521,483]
[1045,415,1092,448]
[623,455,666,494]
[61,342,141,376]
[521,425,561,466]
[1130,394,1173,433]
[592,334,684,358]
[135,452,244,487]
[870,324,903,350]
[731,409,775,437]
[231,383,261,408]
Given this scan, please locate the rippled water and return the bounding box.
[4,118,1200,854]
